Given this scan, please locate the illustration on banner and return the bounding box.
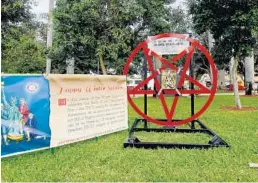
[1,76,51,156]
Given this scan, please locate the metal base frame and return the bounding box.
[124,119,230,149]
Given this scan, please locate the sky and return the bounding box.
[32,0,49,14]
[31,0,53,22]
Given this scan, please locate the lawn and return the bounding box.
[1,95,258,182]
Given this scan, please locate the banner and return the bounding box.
[1,74,128,157]
[48,75,128,147]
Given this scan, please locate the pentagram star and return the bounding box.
[128,46,211,122]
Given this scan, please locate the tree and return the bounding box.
[189,0,257,109]
[50,0,136,74]
[49,0,188,74]
[1,0,32,25]
[244,27,258,95]
[244,51,254,95]
[1,0,47,73]
[255,48,258,73]
[2,25,46,73]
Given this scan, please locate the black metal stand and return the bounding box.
[124,118,230,149]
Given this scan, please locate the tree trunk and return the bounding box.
[66,57,75,74]
[230,57,234,84]
[99,54,107,75]
[233,55,242,109]
[218,70,225,89]
[207,30,214,86]
[244,51,254,95]
[46,0,55,74]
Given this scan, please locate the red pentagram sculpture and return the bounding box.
[123,33,217,126]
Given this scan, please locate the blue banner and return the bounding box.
[1,75,51,157]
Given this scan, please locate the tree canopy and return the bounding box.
[189,0,257,64]
[49,0,189,74]
[1,0,47,73]
[189,0,258,107]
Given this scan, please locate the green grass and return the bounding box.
[1,96,258,182]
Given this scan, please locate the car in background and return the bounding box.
[228,75,245,91]
[127,74,154,91]
[127,78,142,90]
[199,73,212,88]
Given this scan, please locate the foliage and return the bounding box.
[1,0,32,26]
[189,0,257,65]
[189,0,258,107]
[1,0,47,74]
[255,51,258,73]
[254,35,258,73]
[50,0,189,74]
[2,26,46,73]
[2,96,258,181]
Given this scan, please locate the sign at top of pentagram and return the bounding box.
[123,33,217,127]
[147,34,189,55]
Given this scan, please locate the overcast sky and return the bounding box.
[32,0,49,14]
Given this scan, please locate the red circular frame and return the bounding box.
[124,33,217,126]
